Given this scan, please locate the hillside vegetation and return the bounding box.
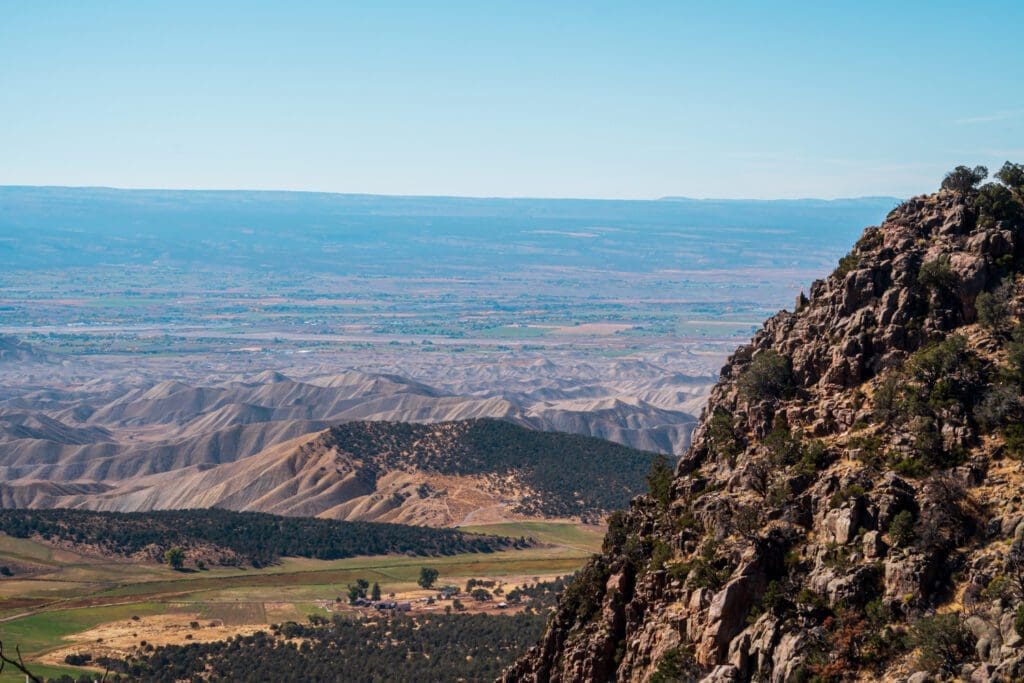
[0,508,521,568]
[507,163,1024,682]
[320,418,661,520]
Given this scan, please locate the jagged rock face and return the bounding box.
[505,175,1024,682]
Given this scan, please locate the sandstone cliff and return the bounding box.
[506,164,1024,682]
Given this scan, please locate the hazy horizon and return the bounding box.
[0,182,904,204]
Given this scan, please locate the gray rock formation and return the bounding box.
[504,167,1024,681]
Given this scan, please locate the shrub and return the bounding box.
[910,613,973,676]
[686,542,731,591]
[1015,604,1024,637]
[1003,424,1024,459]
[996,161,1024,191]
[940,165,988,194]
[913,335,971,378]
[707,407,741,462]
[917,256,959,296]
[796,587,829,612]
[829,483,867,508]
[646,455,675,508]
[981,574,1012,602]
[976,182,1024,227]
[888,510,916,547]
[821,542,854,569]
[0,566,11,577]
[833,252,860,279]
[916,477,973,552]
[650,539,673,572]
[976,282,1014,334]
[909,417,948,468]
[650,645,699,683]
[975,384,1023,431]
[764,418,803,467]
[738,351,792,402]
[795,440,829,476]
[666,561,690,583]
[891,455,929,478]
[280,621,303,638]
[1008,341,1024,388]
[931,354,984,411]
[765,479,792,508]
[560,561,610,621]
[748,579,792,622]
[872,374,902,425]
[849,434,885,467]
[732,505,763,539]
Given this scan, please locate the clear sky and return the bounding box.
[2,2,1022,199]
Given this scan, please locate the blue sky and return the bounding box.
[1,2,1022,199]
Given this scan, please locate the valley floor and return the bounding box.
[0,521,602,681]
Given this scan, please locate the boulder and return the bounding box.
[770,632,807,683]
[965,615,1002,663]
[863,530,887,558]
[884,552,939,606]
[700,664,739,682]
[823,498,864,545]
[699,569,765,663]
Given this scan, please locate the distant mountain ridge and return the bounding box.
[658,195,901,204]
[0,366,698,485]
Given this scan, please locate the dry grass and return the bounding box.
[37,612,269,668]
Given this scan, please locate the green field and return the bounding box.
[460,521,605,553]
[477,325,551,339]
[0,522,599,680]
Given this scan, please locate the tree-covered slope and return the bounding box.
[0,507,521,568]
[320,418,662,520]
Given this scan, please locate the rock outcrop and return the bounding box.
[505,164,1024,682]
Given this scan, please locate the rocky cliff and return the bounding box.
[505,163,1024,683]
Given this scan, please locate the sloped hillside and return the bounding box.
[318,419,661,519]
[505,163,1024,682]
[14,419,661,526]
